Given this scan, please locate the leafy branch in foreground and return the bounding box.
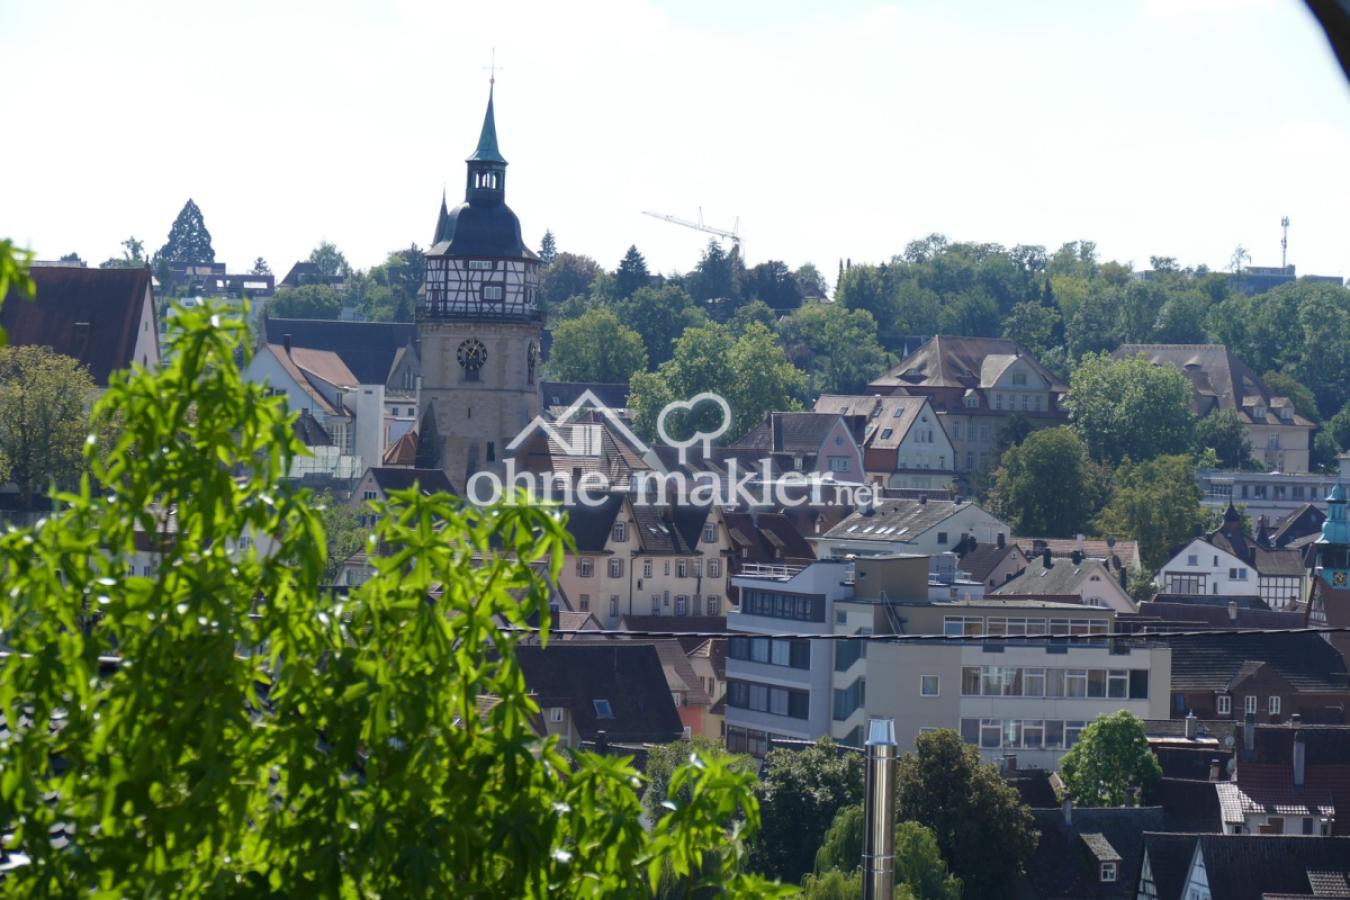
[0,302,785,897]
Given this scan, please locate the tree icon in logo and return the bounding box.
[656,392,732,465]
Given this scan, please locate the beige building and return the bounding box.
[1114,344,1315,474]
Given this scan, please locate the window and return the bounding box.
[608,558,624,578]
[708,559,721,578]
[549,707,563,723]
[1012,371,1028,386]
[980,720,1002,749]
[486,441,495,462]
[677,559,688,578]
[1024,668,1046,697]
[675,596,688,616]
[1245,695,1258,715]
[644,560,653,578]
[920,675,940,697]
[829,457,850,472]
[1217,694,1232,715]
[650,594,661,614]
[482,285,503,300]
[693,559,702,578]
[578,558,594,577]
[578,594,590,611]
[1022,720,1044,749]
[1100,862,1117,882]
[468,259,493,270]
[703,523,716,543]
[664,561,671,576]
[880,428,894,439]
[363,490,377,501]
[1187,554,1199,566]
[1067,670,1088,697]
[613,521,626,542]
[1269,695,1281,715]
[937,532,949,545]
[609,596,619,617]
[1065,721,1086,747]
[1108,670,1129,699]
[1047,669,1066,698]
[592,699,613,719]
[707,595,720,616]
[962,668,981,695]
[952,421,962,439]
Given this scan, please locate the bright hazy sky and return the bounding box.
[4,0,1348,286]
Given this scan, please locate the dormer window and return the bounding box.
[1100,862,1117,882]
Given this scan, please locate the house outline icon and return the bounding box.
[506,389,650,457]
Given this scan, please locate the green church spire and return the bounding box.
[467,83,507,165]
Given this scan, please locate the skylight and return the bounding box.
[592,699,613,719]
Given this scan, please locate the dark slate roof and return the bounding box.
[1193,834,1350,899]
[1137,833,1198,900]
[993,556,1113,596]
[1146,777,1225,831]
[1208,519,1308,578]
[292,409,332,446]
[1026,806,1165,898]
[631,505,696,555]
[1138,601,1304,630]
[366,467,455,496]
[869,335,1067,393]
[1273,505,1328,549]
[1163,632,1350,692]
[825,498,977,542]
[1005,768,1059,808]
[263,318,415,386]
[540,381,631,410]
[562,493,626,552]
[730,411,844,454]
[959,542,1025,584]
[1114,344,1315,428]
[619,616,728,653]
[2,265,152,385]
[515,644,684,744]
[721,511,816,565]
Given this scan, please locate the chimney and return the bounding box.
[1184,712,1198,739]
[1227,600,1238,623]
[1244,712,1256,755]
[1119,567,1128,591]
[1043,548,1053,569]
[1003,752,1017,773]
[1071,550,1083,566]
[283,333,293,355]
[1062,795,1072,826]
[1106,535,1117,549]
[1076,533,1086,555]
[1294,730,1307,792]
[920,494,928,505]
[1291,712,1302,725]
[1209,759,1222,782]
[595,730,608,755]
[997,533,1006,549]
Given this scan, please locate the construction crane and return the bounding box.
[642,208,742,255]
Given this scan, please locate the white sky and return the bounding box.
[4,0,1348,286]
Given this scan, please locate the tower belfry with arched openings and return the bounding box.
[416,83,542,485]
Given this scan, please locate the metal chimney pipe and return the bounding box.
[863,718,897,900]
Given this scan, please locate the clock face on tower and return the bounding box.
[457,338,488,372]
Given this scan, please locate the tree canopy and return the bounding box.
[1094,453,1204,571]
[0,303,788,897]
[1066,352,1195,466]
[156,199,215,265]
[547,307,649,384]
[990,426,1104,538]
[1060,711,1162,806]
[1193,409,1255,470]
[614,244,650,300]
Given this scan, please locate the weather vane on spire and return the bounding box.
[484,48,502,86]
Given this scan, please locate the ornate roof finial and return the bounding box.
[468,55,506,166]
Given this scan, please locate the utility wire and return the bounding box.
[504,624,1350,642]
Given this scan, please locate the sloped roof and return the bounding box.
[1138,833,1199,900]
[993,556,1112,597]
[824,498,977,542]
[721,511,815,564]
[266,344,346,416]
[1026,806,1164,898]
[2,265,153,386]
[1194,834,1350,899]
[1114,344,1315,428]
[868,335,1067,393]
[562,493,626,552]
[541,381,630,411]
[382,429,418,466]
[366,466,455,496]
[1137,601,1303,631]
[813,394,931,451]
[631,505,697,555]
[286,345,358,389]
[960,543,1025,583]
[515,644,684,743]
[292,409,332,447]
[263,318,415,386]
[1016,536,1141,572]
[731,411,845,455]
[1208,518,1308,578]
[1273,505,1328,549]
[619,616,728,654]
[1163,632,1349,693]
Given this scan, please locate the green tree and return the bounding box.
[100,236,147,269]
[0,238,36,344]
[727,322,807,438]
[895,730,1037,900]
[58,251,86,265]
[1002,300,1061,359]
[689,240,745,321]
[616,284,709,367]
[1193,409,1254,469]
[751,737,865,884]
[1066,352,1195,465]
[990,427,1103,538]
[814,806,961,900]
[0,303,789,898]
[795,263,828,298]
[251,256,271,275]
[538,229,557,265]
[539,251,603,314]
[730,299,777,336]
[307,240,351,278]
[1094,453,1204,571]
[778,303,889,396]
[643,736,749,821]
[156,198,215,265]
[1059,711,1162,806]
[614,244,650,300]
[548,307,649,383]
[746,260,803,311]
[318,490,368,582]
[267,283,344,319]
[0,345,101,509]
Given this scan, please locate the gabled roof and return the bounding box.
[1137,833,1199,900]
[382,430,418,466]
[618,616,728,653]
[515,644,684,743]
[868,335,1067,393]
[365,466,455,496]
[562,493,626,553]
[631,505,696,555]
[1207,513,1308,577]
[1191,834,1350,900]
[1162,632,1349,693]
[813,394,932,451]
[959,543,1025,583]
[292,409,332,447]
[993,556,1113,597]
[541,381,630,411]
[1114,344,1315,428]
[721,511,815,565]
[1016,536,1141,572]
[266,343,351,416]
[1273,505,1328,549]
[263,318,416,386]
[824,498,993,543]
[2,265,153,386]
[730,411,846,455]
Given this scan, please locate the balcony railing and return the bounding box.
[736,563,806,581]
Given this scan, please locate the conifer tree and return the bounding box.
[539,229,557,265]
[156,199,215,265]
[614,244,650,300]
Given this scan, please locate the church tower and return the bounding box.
[416,84,542,486]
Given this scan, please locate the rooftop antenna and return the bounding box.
[1281,216,1290,269]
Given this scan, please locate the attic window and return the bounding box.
[592,699,613,719]
[1100,863,1116,882]
[881,428,894,439]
